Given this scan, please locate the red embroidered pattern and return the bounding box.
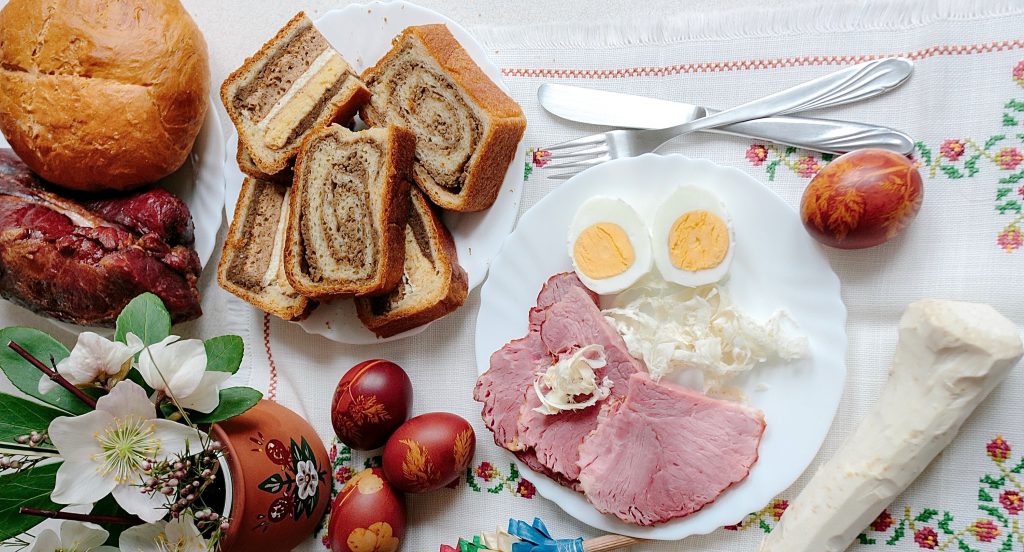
[500,39,1024,79]
[263,313,278,401]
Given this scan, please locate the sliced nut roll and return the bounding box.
[361,24,526,212]
[284,125,416,299]
[222,12,369,175]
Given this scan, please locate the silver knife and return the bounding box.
[538,83,914,155]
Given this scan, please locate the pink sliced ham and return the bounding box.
[577,372,766,526]
[515,284,643,481]
[474,273,595,451]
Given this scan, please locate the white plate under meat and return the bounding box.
[0,99,226,334]
[474,154,847,540]
[223,0,525,344]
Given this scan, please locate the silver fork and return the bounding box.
[540,57,913,178]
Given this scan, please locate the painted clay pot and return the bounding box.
[212,400,330,552]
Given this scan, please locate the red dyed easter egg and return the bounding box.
[328,468,406,552]
[332,360,413,450]
[382,412,475,493]
[800,149,923,249]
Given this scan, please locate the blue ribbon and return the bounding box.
[508,518,585,552]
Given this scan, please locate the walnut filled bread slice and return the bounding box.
[356,187,469,337]
[221,12,370,175]
[219,177,314,321]
[284,124,415,299]
[361,24,526,212]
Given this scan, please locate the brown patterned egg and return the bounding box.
[382,412,476,493]
[332,360,413,450]
[800,149,923,249]
[328,468,406,552]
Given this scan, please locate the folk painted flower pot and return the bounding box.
[212,400,330,552]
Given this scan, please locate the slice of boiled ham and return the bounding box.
[475,273,595,451]
[515,284,643,481]
[577,372,766,526]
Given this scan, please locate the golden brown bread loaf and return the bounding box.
[361,24,526,212]
[0,0,210,192]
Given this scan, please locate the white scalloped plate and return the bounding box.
[1,99,225,334]
[475,154,847,540]
[223,1,524,344]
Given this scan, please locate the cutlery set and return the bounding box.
[538,57,916,179]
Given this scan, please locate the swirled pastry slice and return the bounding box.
[219,178,314,321]
[356,187,469,337]
[222,12,370,175]
[361,24,526,212]
[285,125,415,299]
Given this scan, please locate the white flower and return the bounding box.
[294,459,318,500]
[136,336,229,413]
[39,332,143,394]
[119,514,209,552]
[48,380,206,523]
[29,520,118,552]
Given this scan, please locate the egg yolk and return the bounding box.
[668,210,729,271]
[573,223,635,279]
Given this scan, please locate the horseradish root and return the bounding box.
[759,299,1023,552]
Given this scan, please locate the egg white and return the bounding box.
[567,197,652,295]
[651,186,734,287]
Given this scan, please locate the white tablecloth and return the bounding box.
[1,1,1023,551]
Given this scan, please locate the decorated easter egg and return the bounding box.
[382,413,476,493]
[800,149,923,249]
[332,360,413,450]
[328,468,406,552]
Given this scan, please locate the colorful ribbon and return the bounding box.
[508,518,585,552]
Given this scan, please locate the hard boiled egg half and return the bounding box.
[567,197,652,295]
[651,186,734,287]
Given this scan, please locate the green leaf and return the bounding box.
[0,394,63,446]
[915,142,933,165]
[984,135,1007,150]
[1001,171,1024,184]
[979,488,994,502]
[858,534,876,545]
[783,146,797,156]
[188,387,262,424]
[91,495,132,545]
[915,508,939,522]
[965,154,981,177]
[1005,99,1024,112]
[363,456,382,469]
[886,519,906,545]
[0,327,88,415]
[820,152,835,163]
[939,511,955,535]
[0,462,62,541]
[957,539,979,552]
[1011,458,1024,474]
[999,533,1014,552]
[979,504,1008,524]
[1003,113,1019,127]
[258,473,285,494]
[758,518,772,533]
[981,475,1006,488]
[1017,133,1024,142]
[204,336,243,374]
[766,160,780,181]
[115,293,170,346]
[997,187,1014,200]
[996,200,1023,215]
[940,165,965,179]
